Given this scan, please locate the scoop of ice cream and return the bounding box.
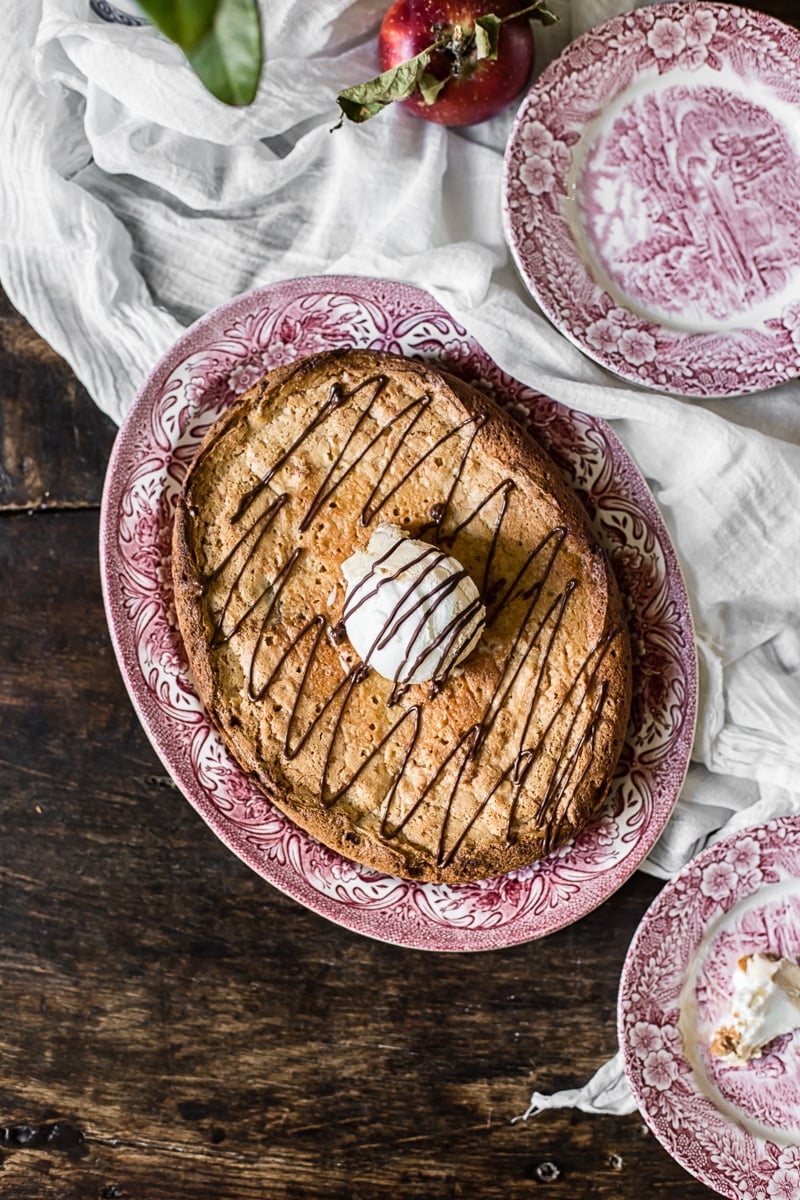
[711,952,800,1064]
[340,524,485,686]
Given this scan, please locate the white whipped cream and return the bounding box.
[340,523,485,686]
[711,952,800,1064]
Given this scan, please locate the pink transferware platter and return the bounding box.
[620,816,800,1198]
[100,275,696,951]
[503,2,800,398]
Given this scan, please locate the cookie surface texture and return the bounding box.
[173,349,632,883]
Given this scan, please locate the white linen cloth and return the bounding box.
[3,0,800,1118]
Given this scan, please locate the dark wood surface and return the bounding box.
[2,5,798,1189]
[0,292,701,1200]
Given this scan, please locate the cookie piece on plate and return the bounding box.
[172,348,631,883]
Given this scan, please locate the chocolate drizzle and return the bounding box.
[340,536,485,694]
[209,492,290,649]
[193,361,621,869]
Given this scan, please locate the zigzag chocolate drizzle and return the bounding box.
[339,537,485,698]
[199,368,616,867]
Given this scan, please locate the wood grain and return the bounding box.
[0,360,712,1197]
[0,291,116,512]
[0,505,714,1199]
[3,4,799,1188]
[755,0,798,23]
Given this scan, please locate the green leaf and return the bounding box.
[336,95,386,124]
[336,50,432,125]
[136,0,217,51]
[189,0,263,106]
[474,14,502,61]
[529,1,559,26]
[138,0,263,107]
[418,71,448,106]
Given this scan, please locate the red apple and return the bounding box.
[378,0,535,127]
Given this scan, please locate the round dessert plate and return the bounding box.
[503,2,800,397]
[100,275,696,951]
[620,816,800,1196]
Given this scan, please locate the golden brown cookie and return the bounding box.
[173,349,631,883]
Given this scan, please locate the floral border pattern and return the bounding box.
[503,2,800,397]
[620,816,800,1197]
[100,275,696,951]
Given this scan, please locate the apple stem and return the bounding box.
[499,1,555,24]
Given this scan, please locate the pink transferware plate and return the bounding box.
[503,2,800,398]
[619,816,800,1197]
[100,274,696,951]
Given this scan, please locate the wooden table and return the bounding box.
[1,5,797,1190]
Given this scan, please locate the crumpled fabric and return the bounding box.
[515,1050,639,1120]
[3,0,800,1118]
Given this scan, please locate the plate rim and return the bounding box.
[100,272,697,951]
[618,814,800,1195]
[502,0,800,399]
